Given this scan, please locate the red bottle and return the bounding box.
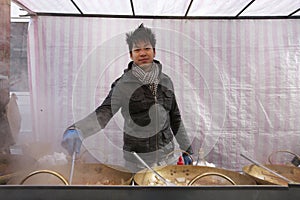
[177,156,184,165]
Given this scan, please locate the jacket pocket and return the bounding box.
[128,93,152,126]
[129,93,146,113]
[162,90,173,110]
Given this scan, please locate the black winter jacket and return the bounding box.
[74,60,193,164]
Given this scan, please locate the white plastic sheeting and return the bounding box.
[12,0,300,17]
[27,17,300,170]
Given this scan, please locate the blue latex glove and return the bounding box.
[61,128,82,155]
[182,153,193,165]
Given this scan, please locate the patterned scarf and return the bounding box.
[131,62,160,96]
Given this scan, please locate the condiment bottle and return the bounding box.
[177,156,184,165]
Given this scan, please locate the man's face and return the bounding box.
[130,40,155,68]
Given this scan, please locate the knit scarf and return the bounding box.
[131,63,159,96]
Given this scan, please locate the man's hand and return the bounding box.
[182,153,193,165]
[61,128,82,155]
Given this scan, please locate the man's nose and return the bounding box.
[139,49,147,55]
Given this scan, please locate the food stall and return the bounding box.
[1,0,300,199]
[1,151,300,200]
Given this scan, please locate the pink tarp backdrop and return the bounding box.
[27,17,300,170]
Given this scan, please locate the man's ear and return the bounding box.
[129,52,133,60]
[153,48,156,57]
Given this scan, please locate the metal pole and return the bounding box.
[0,0,15,153]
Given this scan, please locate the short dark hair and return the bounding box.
[126,23,156,52]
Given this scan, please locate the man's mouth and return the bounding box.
[140,57,150,61]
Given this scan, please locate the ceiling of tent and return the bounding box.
[12,0,300,19]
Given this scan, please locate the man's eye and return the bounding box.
[145,48,152,50]
[133,49,140,53]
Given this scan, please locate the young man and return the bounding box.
[62,24,193,171]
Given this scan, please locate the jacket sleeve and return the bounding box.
[72,78,122,138]
[95,78,123,128]
[169,84,194,155]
